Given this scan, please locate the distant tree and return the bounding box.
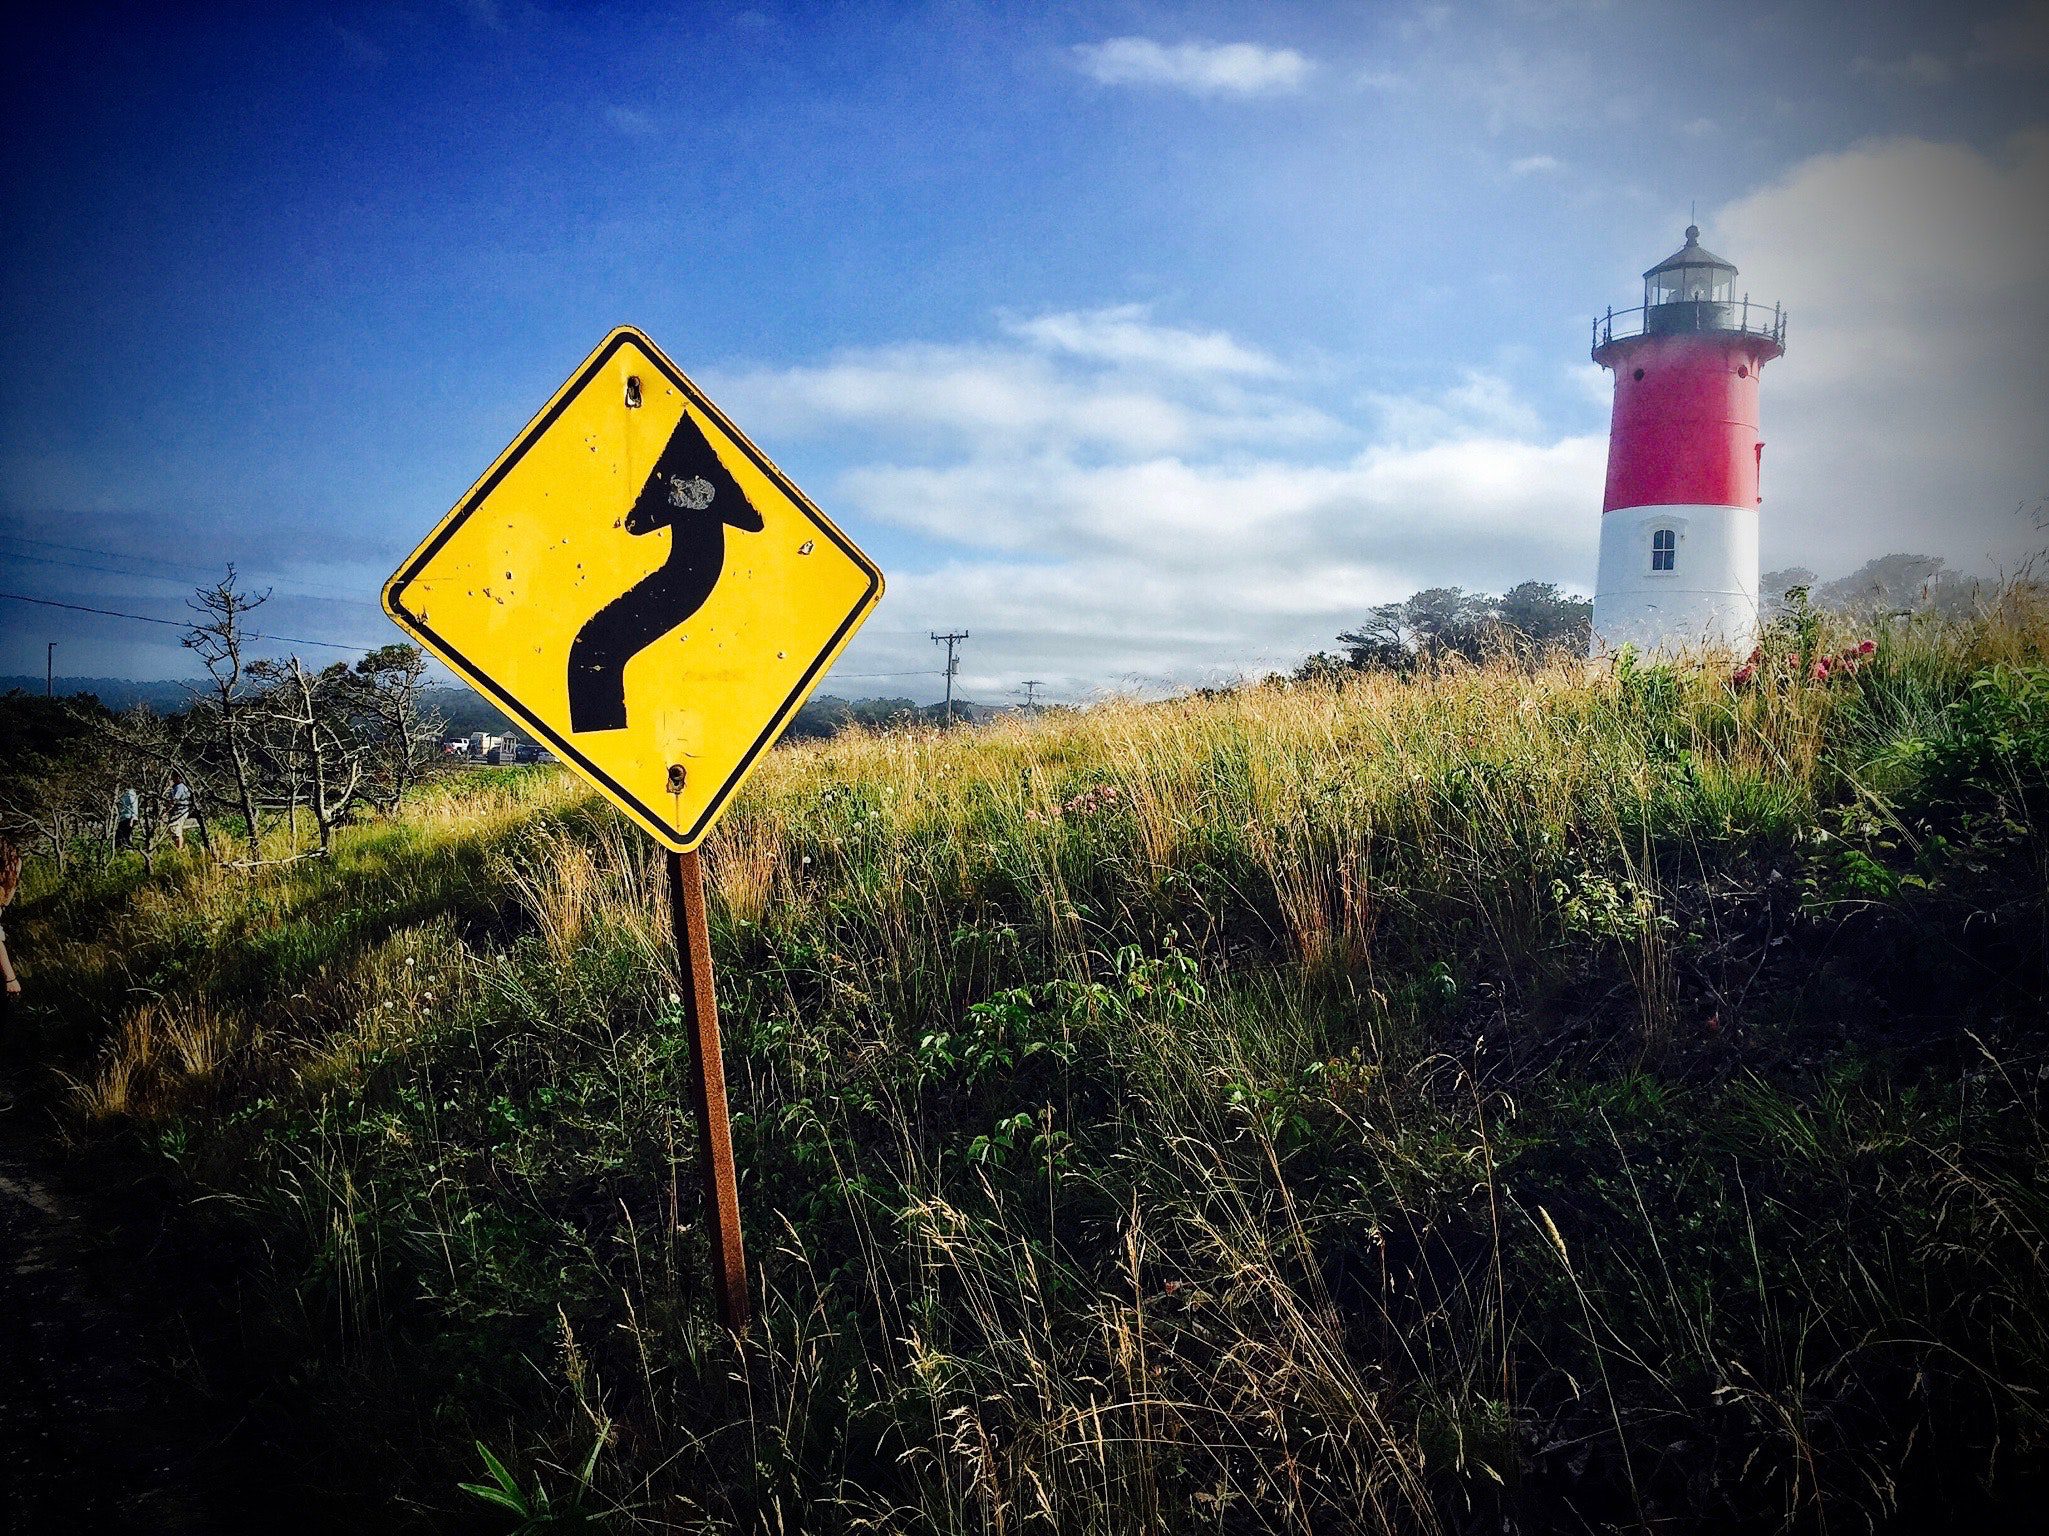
[1336,586,1518,670]
[251,657,369,857]
[1289,652,1354,686]
[854,697,923,727]
[1324,579,1594,677]
[353,643,441,812]
[183,568,269,860]
[0,692,113,870]
[1403,587,1495,661]
[1760,566,1819,620]
[1495,581,1593,651]
[1818,553,1983,617]
[1333,605,1415,672]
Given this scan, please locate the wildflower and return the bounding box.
[1811,660,1830,682]
[1857,639,1876,655]
[1731,663,1756,688]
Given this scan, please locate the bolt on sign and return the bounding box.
[383,328,885,1331]
[383,326,884,851]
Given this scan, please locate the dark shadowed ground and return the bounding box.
[0,1073,296,1536]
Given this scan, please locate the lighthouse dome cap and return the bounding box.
[1643,224,1737,279]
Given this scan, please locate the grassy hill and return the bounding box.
[7,597,2048,1532]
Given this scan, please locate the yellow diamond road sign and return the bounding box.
[384,327,884,851]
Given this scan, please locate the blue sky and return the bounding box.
[4,0,2045,701]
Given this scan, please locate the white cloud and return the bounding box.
[1451,46,1597,134]
[1851,52,1954,86]
[839,437,1594,574]
[1510,154,1563,175]
[1003,304,1281,377]
[1718,130,2049,571]
[1071,37,1312,98]
[1566,363,1612,412]
[714,342,1333,460]
[1401,5,1454,40]
[721,310,1594,697]
[1363,369,1546,445]
[835,433,1600,699]
[604,105,656,137]
[712,307,1329,460]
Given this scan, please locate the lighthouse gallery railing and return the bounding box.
[1592,298,1786,352]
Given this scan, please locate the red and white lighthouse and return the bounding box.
[1590,226,1786,654]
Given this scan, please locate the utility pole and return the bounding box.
[46,641,55,697]
[930,630,968,721]
[1020,679,1044,713]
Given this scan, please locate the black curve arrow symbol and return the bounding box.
[567,410,764,733]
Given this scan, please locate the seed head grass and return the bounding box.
[10,594,2048,1531]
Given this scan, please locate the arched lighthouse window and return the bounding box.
[1650,528,1677,572]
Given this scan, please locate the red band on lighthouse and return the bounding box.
[1600,333,1772,512]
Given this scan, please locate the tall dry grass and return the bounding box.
[11,593,2048,1531]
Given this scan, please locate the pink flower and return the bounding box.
[1811,660,1830,682]
[1857,639,1877,656]
[1731,664,1756,687]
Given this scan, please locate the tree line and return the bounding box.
[1294,555,2002,681]
[0,571,441,870]
[1294,579,1593,679]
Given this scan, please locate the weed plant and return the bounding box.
[9,593,2049,1532]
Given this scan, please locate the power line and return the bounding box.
[1019,678,1045,711]
[0,591,373,653]
[0,536,386,611]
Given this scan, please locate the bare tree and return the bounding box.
[97,704,215,867]
[184,568,270,860]
[254,657,368,856]
[354,643,441,812]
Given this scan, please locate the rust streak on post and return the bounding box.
[666,846,750,1333]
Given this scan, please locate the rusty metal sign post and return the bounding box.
[667,847,748,1329]
[382,328,884,1331]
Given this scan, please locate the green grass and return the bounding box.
[10,594,2049,1532]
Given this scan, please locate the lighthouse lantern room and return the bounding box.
[1590,225,1786,655]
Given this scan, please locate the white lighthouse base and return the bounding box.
[1590,503,1760,658]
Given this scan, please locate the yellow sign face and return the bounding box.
[384,327,884,851]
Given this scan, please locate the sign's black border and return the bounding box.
[383,329,883,850]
